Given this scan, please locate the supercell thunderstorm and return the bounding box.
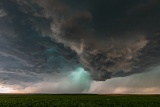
[0,0,160,93]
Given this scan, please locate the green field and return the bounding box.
[0,94,160,107]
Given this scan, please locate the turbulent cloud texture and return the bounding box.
[0,0,160,93]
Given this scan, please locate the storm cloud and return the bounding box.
[20,0,160,80]
[0,0,160,93]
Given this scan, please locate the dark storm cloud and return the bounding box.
[27,0,158,80]
[0,0,80,86]
[0,0,160,85]
[85,0,160,35]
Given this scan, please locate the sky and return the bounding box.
[0,0,160,94]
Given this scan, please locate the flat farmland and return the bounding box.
[0,94,160,107]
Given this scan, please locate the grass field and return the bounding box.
[0,94,160,107]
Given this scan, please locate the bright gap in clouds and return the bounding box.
[0,86,15,93]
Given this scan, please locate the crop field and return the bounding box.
[0,94,160,107]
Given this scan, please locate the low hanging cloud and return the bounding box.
[9,66,160,94]
[89,66,160,94]
[10,68,91,93]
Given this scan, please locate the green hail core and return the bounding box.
[68,67,91,92]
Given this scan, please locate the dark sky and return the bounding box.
[0,0,160,93]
